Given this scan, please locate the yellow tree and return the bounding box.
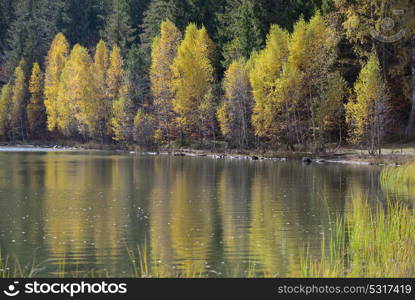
[27,62,46,137]
[286,13,344,151]
[107,45,124,101]
[93,40,111,141]
[106,45,124,137]
[44,33,69,132]
[0,84,12,138]
[346,51,389,155]
[171,24,216,143]
[57,44,95,138]
[150,20,182,143]
[112,84,134,144]
[249,24,289,143]
[11,60,27,140]
[217,58,253,149]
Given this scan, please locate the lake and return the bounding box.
[0,150,396,277]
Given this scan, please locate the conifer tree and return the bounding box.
[44,33,70,132]
[150,20,182,143]
[93,40,111,141]
[140,0,184,53]
[5,0,65,76]
[346,51,389,154]
[102,0,135,54]
[216,0,264,67]
[27,62,46,137]
[125,45,150,108]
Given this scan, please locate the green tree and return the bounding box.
[140,0,184,53]
[102,0,135,54]
[216,0,264,67]
[125,45,150,108]
[93,40,111,141]
[4,0,65,76]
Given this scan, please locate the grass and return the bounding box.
[300,194,415,277]
[380,161,415,198]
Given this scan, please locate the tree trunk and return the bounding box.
[406,36,415,137]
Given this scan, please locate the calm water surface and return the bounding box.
[0,151,398,277]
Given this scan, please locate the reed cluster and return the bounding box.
[301,195,415,277]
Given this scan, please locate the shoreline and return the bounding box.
[0,142,413,166]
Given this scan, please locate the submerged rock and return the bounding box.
[302,157,312,164]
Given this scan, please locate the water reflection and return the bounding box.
[0,152,389,277]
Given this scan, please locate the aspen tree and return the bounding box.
[11,60,27,140]
[27,62,46,137]
[44,33,69,132]
[171,24,216,142]
[346,51,389,154]
[217,59,253,148]
[0,84,12,138]
[150,20,181,143]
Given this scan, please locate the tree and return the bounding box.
[125,45,150,108]
[0,84,12,138]
[44,33,69,132]
[216,0,264,67]
[140,0,183,53]
[332,0,414,137]
[171,24,216,143]
[27,62,46,137]
[107,46,124,102]
[112,84,134,144]
[249,25,289,144]
[133,108,156,147]
[60,0,104,47]
[150,20,182,144]
[0,0,13,56]
[57,44,95,138]
[4,0,65,76]
[286,12,344,151]
[217,59,253,148]
[10,60,27,140]
[101,0,135,54]
[346,51,389,155]
[93,40,111,141]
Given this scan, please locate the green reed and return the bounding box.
[300,195,415,277]
[380,162,415,197]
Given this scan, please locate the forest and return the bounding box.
[0,0,414,154]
